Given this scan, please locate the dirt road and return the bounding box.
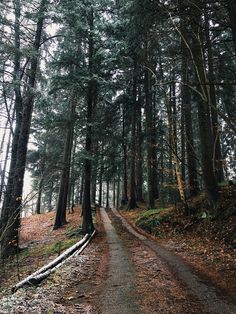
[99,208,236,314]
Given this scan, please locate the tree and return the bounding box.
[127,60,138,209]
[0,0,48,258]
[54,93,76,229]
[81,7,96,234]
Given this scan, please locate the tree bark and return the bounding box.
[98,153,104,207]
[121,104,128,205]
[113,179,116,208]
[128,60,138,209]
[204,12,224,183]
[0,0,22,244]
[106,180,109,209]
[36,177,44,215]
[54,96,76,229]
[0,128,12,204]
[190,1,218,204]
[151,87,159,200]
[180,14,199,197]
[0,0,47,257]
[82,8,95,234]
[135,90,144,202]
[144,38,155,209]
[79,171,84,205]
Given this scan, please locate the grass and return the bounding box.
[19,237,82,261]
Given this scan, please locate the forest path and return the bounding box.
[101,207,236,314]
[99,208,139,313]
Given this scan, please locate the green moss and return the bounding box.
[66,226,82,238]
[42,238,80,255]
[18,247,30,260]
[17,236,82,262]
[135,208,169,233]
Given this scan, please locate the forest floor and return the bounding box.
[0,188,235,313]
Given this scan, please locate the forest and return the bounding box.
[0,0,236,312]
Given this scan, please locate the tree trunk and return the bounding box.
[98,167,103,207]
[81,82,95,233]
[128,60,138,209]
[106,180,109,209]
[0,0,22,245]
[0,0,47,258]
[166,86,188,209]
[69,138,77,213]
[116,171,120,208]
[135,90,144,202]
[79,171,84,205]
[144,38,155,209]
[0,128,12,204]
[36,177,44,215]
[82,8,95,234]
[180,19,199,197]
[54,97,75,229]
[204,12,224,183]
[151,87,159,200]
[181,102,186,181]
[47,182,54,212]
[121,104,128,205]
[190,1,218,204]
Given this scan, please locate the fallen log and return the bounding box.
[12,230,96,292]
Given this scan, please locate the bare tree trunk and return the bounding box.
[82,8,95,234]
[128,60,138,209]
[0,128,12,204]
[121,104,128,205]
[36,177,44,215]
[0,0,22,244]
[1,0,47,257]
[204,12,224,183]
[79,171,84,205]
[47,182,54,212]
[190,1,218,204]
[144,37,155,209]
[98,160,103,207]
[135,90,144,202]
[116,171,120,208]
[180,19,199,197]
[166,87,188,210]
[54,97,75,229]
[70,138,77,213]
[151,87,159,200]
[106,180,109,209]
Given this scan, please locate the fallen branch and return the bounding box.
[12,230,96,292]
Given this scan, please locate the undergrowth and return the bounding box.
[135,208,170,234]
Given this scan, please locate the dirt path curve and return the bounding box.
[110,208,236,314]
[99,208,139,314]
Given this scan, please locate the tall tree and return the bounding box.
[0,0,48,257]
[127,60,138,209]
[82,7,96,234]
[54,93,76,229]
[181,0,219,204]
